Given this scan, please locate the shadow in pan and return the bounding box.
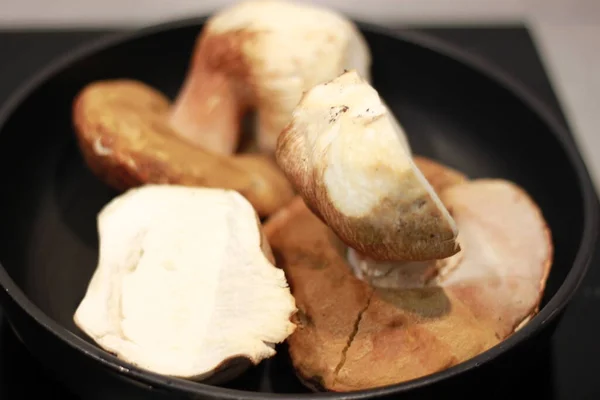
[0,317,78,399]
[0,312,558,399]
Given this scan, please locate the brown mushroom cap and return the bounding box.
[264,168,552,391]
[276,70,459,262]
[169,0,371,155]
[72,80,294,217]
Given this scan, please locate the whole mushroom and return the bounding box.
[73,80,294,217]
[169,0,373,155]
[74,185,297,383]
[266,71,553,391]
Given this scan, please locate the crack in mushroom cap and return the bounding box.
[264,174,552,391]
[170,0,373,155]
[72,80,295,217]
[74,185,297,382]
[276,70,459,262]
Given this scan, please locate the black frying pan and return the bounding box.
[0,17,597,400]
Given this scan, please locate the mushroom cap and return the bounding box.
[264,172,552,391]
[170,0,372,154]
[72,79,294,217]
[432,179,553,336]
[74,184,297,382]
[276,70,459,261]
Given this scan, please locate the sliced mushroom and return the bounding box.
[73,80,294,217]
[276,70,458,262]
[170,0,372,155]
[74,184,297,383]
[264,176,552,391]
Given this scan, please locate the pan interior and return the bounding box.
[0,25,585,394]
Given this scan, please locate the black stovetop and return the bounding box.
[0,25,599,400]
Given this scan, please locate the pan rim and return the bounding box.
[0,17,597,399]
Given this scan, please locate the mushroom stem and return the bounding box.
[170,65,244,155]
[346,248,442,289]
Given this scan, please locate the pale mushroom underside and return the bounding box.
[74,185,296,382]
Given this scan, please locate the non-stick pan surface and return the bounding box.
[0,17,597,400]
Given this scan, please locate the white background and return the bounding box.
[1,0,599,193]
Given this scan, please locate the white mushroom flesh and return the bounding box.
[74,185,296,380]
[277,69,457,261]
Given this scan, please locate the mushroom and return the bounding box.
[266,69,552,391]
[169,0,374,155]
[73,80,294,217]
[276,69,458,264]
[264,175,552,391]
[74,184,297,383]
[348,156,468,287]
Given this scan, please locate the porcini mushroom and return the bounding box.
[267,69,552,391]
[169,0,373,155]
[73,80,294,217]
[74,184,297,382]
[264,173,552,391]
[276,69,457,263]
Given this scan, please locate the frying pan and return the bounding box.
[0,16,597,400]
